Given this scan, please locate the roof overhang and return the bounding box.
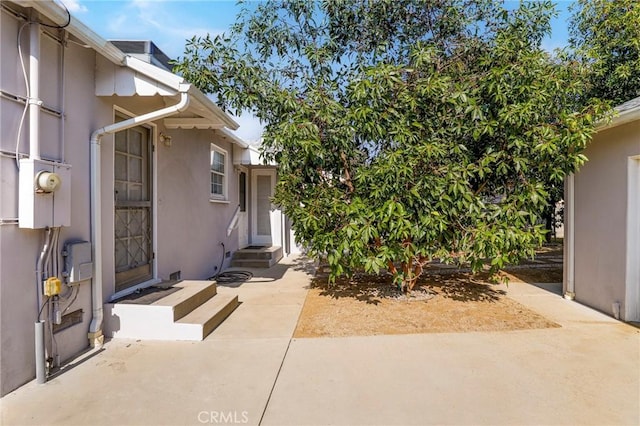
[15,0,240,133]
[96,56,239,132]
[14,0,125,64]
[597,96,640,132]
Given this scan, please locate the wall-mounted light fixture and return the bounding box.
[159,132,172,147]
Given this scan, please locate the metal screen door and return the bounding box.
[114,125,153,292]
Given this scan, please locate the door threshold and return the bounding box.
[108,278,162,303]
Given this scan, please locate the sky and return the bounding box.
[58,0,577,141]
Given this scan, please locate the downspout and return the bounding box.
[88,89,190,347]
[564,173,575,300]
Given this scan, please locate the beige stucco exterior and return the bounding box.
[564,112,640,321]
[0,1,258,395]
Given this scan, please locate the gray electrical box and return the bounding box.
[64,241,93,285]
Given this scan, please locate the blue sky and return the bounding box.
[60,0,576,140]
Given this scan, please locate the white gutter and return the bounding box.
[124,56,240,131]
[564,173,575,300]
[596,102,640,131]
[219,128,249,148]
[17,0,125,65]
[87,90,190,347]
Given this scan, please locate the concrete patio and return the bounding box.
[1,256,638,425]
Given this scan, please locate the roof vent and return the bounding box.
[110,40,172,71]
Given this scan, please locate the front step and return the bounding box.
[104,281,239,341]
[231,246,283,268]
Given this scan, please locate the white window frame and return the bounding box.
[210,144,228,202]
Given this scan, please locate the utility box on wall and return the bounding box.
[63,241,93,284]
[18,158,71,229]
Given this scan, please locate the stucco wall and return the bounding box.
[156,129,240,280]
[0,6,243,395]
[572,120,640,317]
[0,9,98,395]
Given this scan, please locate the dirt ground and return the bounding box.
[294,261,563,338]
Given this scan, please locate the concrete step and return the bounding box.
[151,281,217,321]
[231,259,278,268]
[231,246,283,268]
[176,293,239,339]
[104,281,238,341]
[233,246,283,260]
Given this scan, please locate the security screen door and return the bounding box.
[114,124,153,292]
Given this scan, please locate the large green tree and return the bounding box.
[569,0,640,105]
[175,0,606,291]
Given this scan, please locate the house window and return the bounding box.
[239,171,247,212]
[210,145,227,200]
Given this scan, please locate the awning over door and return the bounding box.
[95,55,239,132]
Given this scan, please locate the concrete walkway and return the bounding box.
[1,257,639,426]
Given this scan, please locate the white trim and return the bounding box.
[151,125,159,282]
[210,144,229,201]
[17,0,126,65]
[597,98,640,131]
[209,199,230,204]
[564,173,575,300]
[625,156,640,321]
[218,128,249,148]
[251,169,276,246]
[598,108,640,131]
[164,117,226,130]
[111,106,157,288]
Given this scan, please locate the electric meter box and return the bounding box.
[19,158,71,229]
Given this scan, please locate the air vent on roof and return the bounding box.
[110,40,173,71]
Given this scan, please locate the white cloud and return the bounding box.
[101,0,224,59]
[59,0,87,13]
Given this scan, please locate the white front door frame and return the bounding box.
[251,169,277,246]
[625,156,640,321]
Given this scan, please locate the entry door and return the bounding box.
[114,125,153,292]
[238,170,249,248]
[251,169,276,246]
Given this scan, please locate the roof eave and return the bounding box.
[15,0,125,65]
[124,56,239,131]
[218,128,249,148]
[188,89,240,131]
[597,100,640,132]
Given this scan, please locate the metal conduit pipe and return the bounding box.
[88,89,190,347]
[28,17,41,160]
[35,321,46,384]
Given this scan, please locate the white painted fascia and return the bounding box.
[188,89,239,130]
[18,1,239,132]
[123,56,185,91]
[125,56,239,130]
[15,0,125,65]
[597,101,640,132]
[218,128,249,148]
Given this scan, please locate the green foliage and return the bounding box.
[174,0,607,291]
[569,0,640,105]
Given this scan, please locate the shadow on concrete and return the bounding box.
[47,346,106,381]
[216,255,315,288]
[503,266,564,296]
